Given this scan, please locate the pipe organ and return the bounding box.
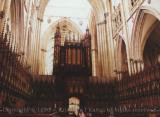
[53,26,92,76]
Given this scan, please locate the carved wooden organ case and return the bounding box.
[53,26,92,76]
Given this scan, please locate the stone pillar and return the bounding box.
[90,20,98,77]
[136,59,144,72]
[140,60,144,72]
[99,24,105,78]
[106,2,115,79]
[103,19,110,79]
[137,60,141,72]
[130,59,134,75]
[36,18,43,74]
[98,24,102,76]
[101,23,107,78]
[91,48,97,77]
[134,60,138,74]
[133,60,137,74]
[97,24,103,77]
[117,71,121,80]
[120,0,132,76]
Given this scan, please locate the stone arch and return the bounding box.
[143,20,160,68]
[41,18,83,51]
[130,6,160,60]
[115,35,128,78]
[42,18,84,74]
[38,0,108,23]
[38,0,109,75]
[88,0,107,21]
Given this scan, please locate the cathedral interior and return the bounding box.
[0,0,160,117]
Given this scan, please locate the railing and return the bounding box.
[115,64,160,113]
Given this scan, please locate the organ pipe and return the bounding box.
[53,27,92,75]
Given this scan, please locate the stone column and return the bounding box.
[106,10,115,79]
[133,60,138,74]
[121,0,132,76]
[101,23,107,78]
[91,48,97,77]
[99,24,105,78]
[36,18,43,74]
[137,59,143,72]
[96,24,103,77]
[103,19,110,79]
[90,20,98,77]
[130,59,134,75]
[134,60,138,74]
[140,60,144,72]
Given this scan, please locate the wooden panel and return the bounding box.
[68,48,71,64]
[66,48,68,64]
[60,47,65,65]
[77,49,81,65]
[72,49,76,65]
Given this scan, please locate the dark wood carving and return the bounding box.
[53,28,92,76]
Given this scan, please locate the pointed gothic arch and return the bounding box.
[38,0,110,75]
[38,0,108,22]
[130,6,160,60]
[115,35,128,78]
